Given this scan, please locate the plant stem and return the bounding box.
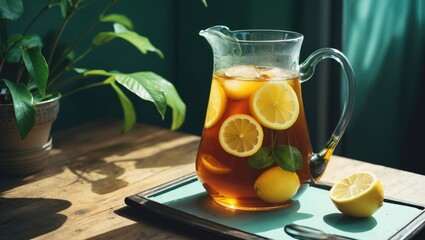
[46,1,79,68]
[48,74,94,92]
[48,45,94,86]
[49,0,119,77]
[61,81,107,98]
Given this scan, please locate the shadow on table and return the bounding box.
[0,153,66,194]
[0,120,198,195]
[323,213,377,232]
[84,222,198,240]
[112,206,217,240]
[0,197,71,239]
[64,138,198,195]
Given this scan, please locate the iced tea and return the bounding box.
[196,65,313,211]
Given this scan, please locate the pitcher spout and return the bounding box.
[199,25,239,52]
[199,25,243,70]
[199,25,233,40]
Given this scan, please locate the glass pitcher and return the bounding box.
[196,25,355,211]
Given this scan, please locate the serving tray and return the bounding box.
[125,173,425,239]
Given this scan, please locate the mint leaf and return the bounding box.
[274,145,303,172]
[249,147,274,169]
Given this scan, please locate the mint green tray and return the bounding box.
[125,173,425,240]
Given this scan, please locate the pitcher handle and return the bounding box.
[299,48,355,182]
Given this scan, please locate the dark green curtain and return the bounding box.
[342,0,425,173]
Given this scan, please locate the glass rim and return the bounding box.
[233,29,304,43]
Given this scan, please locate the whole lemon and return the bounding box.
[254,166,300,203]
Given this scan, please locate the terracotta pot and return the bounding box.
[0,94,60,176]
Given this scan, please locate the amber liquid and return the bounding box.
[196,66,313,211]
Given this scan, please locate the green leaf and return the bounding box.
[82,69,167,119]
[7,35,43,63]
[84,69,186,130]
[59,0,69,18]
[110,81,136,133]
[20,35,43,48]
[248,147,274,169]
[21,47,49,96]
[3,79,35,139]
[83,69,112,76]
[274,145,303,172]
[92,25,163,58]
[7,34,23,45]
[113,23,128,33]
[100,14,134,31]
[91,32,115,46]
[126,72,186,130]
[114,72,167,118]
[0,0,23,20]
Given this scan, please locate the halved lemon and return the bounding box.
[204,79,227,128]
[250,82,299,130]
[200,154,232,175]
[330,171,384,218]
[254,166,300,203]
[219,114,264,157]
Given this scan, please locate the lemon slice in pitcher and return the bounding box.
[204,79,227,128]
[219,114,264,157]
[200,154,232,175]
[330,171,384,217]
[250,82,299,130]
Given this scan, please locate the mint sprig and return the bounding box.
[248,147,274,169]
[249,144,303,172]
[274,145,303,172]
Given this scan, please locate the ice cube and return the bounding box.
[224,65,261,79]
[260,67,293,80]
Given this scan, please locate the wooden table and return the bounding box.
[1,118,424,239]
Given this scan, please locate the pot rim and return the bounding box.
[0,92,61,107]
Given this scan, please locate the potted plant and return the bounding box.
[0,0,186,176]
